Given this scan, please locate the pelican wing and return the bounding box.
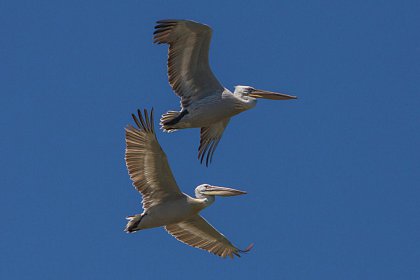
[165,215,251,259]
[154,19,224,108]
[125,109,183,210]
[198,118,230,166]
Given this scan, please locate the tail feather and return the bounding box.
[160,110,188,132]
[125,215,143,233]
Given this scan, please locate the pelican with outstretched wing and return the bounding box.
[125,109,253,258]
[154,19,297,165]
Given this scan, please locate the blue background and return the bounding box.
[1,0,419,279]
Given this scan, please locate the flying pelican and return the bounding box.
[124,109,253,258]
[154,19,297,165]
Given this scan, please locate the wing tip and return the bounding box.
[198,135,221,167]
[153,20,178,44]
[231,243,254,259]
[156,19,179,24]
[153,19,212,44]
[130,108,155,134]
[240,243,254,253]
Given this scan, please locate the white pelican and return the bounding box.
[125,109,253,258]
[154,19,297,165]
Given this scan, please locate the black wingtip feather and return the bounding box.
[156,19,179,24]
[150,108,155,133]
[137,109,146,130]
[131,108,155,133]
[238,243,254,254]
[132,113,141,129]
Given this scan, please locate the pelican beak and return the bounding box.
[249,88,297,100]
[201,186,247,197]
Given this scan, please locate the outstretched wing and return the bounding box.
[198,118,230,166]
[165,215,253,259]
[154,19,224,108]
[125,109,183,210]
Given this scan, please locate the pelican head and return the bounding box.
[234,85,297,100]
[195,184,247,199]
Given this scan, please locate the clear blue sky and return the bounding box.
[1,0,419,279]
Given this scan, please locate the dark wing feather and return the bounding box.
[165,215,253,259]
[154,19,224,108]
[125,109,183,209]
[198,118,230,166]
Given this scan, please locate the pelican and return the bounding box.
[124,109,253,258]
[154,19,297,165]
